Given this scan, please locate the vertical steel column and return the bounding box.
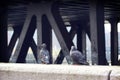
[42,15,52,64]
[0,6,8,62]
[36,10,42,64]
[77,26,83,52]
[89,0,107,65]
[77,22,86,58]
[109,18,119,65]
[82,31,86,56]
[84,22,90,39]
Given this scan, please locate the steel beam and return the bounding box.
[54,26,76,64]
[54,20,88,64]
[16,15,36,63]
[11,7,36,62]
[30,38,37,62]
[54,22,77,64]
[27,3,71,64]
[77,25,86,56]
[9,26,37,63]
[77,25,83,52]
[41,15,53,64]
[50,3,73,64]
[82,30,86,56]
[0,6,9,62]
[71,20,87,54]
[16,40,29,63]
[30,3,73,64]
[109,18,119,65]
[8,26,22,61]
[54,51,64,64]
[89,0,107,65]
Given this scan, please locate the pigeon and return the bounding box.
[39,43,50,64]
[70,46,88,65]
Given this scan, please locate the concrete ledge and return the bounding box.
[110,67,120,80]
[0,63,119,80]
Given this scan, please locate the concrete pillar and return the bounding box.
[0,6,8,62]
[109,18,119,65]
[89,0,107,65]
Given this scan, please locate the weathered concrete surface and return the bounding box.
[0,63,119,80]
[110,66,120,80]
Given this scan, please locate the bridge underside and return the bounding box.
[0,0,120,65]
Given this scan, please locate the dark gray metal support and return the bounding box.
[81,22,87,59]
[82,31,86,55]
[8,26,22,61]
[71,20,87,57]
[84,21,90,40]
[16,40,29,63]
[54,51,64,64]
[0,6,9,62]
[109,18,119,65]
[36,9,42,64]
[77,26,83,52]
[50,3,73,64]
[30,38,37,61]
[11,11,36,62]
[54,26,76,64]
[69,26,77,40]
[27,3,73,64]
[55,20,88,64]
[9,26,37,62]
[77,26,86,56]
[16,15,36,63]
[89,0,107,65]
[42,15,52,64]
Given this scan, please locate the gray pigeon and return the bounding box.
[70,46,88,65]
[39,43,50,64]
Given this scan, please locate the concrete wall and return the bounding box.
[0,63,120,80]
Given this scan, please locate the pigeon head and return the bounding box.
[71,46,77,51]
[41,43,47,49]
